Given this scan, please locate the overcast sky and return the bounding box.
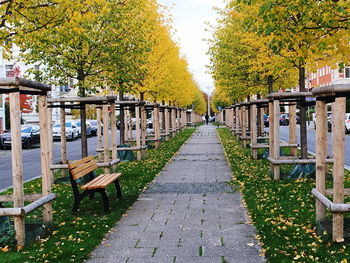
[158,0,226,95]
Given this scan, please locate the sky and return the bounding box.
[157,0,226,96]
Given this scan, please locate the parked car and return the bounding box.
[327,113,350,133]
[76,121,92,137]
[280,114,289,126]
[327,114,332,132]
[53,121,79,141]
[0,125,40,149]
[264,114,269,127]
[89,120,103,136]
[346,113,350,134]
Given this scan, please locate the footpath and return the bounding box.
[87,124,265,263]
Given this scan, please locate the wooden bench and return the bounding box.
[68,156,122,212]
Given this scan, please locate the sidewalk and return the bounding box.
[87,125,265,263]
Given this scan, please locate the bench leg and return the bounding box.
[72,196,82,212]
[97,189,110,212]
[114,180,122,199]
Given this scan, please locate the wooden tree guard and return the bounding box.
[269,101,275,175]
[141,103,147,158]
[60,103,67,177]
[289,104,298,157]
[128,110,133,141]
[153,105,161,149]
[267,92,317,180]
[273,99,281,180]
[48,97,123,173]
[102,105,110,174]
[110,102,117,171]
[250,103,258,159]
[97,108,103,161]
[124,109,128,142]
[172,107,176,136]
[311,84,350,243]
[135,105,142,161]
[248,99,269,160]
[165,106,170,141]
[0,78,55,247]
[47,107,54,185]
[241,104,248,148]
[235,105,240,141]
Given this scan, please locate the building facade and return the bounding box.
[309,65,350,87]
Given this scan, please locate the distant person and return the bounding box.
[205,113,209,125]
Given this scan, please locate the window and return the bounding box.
[60,78,73,93]
[345,68,350,78]
[5,65,13,77]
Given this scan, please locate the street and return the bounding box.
[0,130,123,191]
[279,125,350,168]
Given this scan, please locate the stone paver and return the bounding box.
[87,125,265,263]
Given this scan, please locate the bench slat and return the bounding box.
[81,173,122,190]
[70,159,96,177]
[91,173,122,189]
[68,156,94,170]
[72,163,98,180]
[80,174,105,190]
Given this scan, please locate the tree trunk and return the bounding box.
[268,75,274,94]
[79,80,88,158]
[299,66,308,158]
[119,91,125,145]
[257,94,262,137]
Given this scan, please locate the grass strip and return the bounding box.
[218,128,350,262]
[0,128,195,262]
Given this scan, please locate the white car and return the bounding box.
[53,121,79,141]
[346,113,350,134]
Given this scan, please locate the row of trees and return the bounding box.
[1,0,207,156]
[208,0,350,112]
[0,0,206,113]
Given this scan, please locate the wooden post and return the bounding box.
[10,92,25,247]
[60,103,67,178]
[273,99,280,180]
[269,101,275,175]
[172,108,176,136]
[191,110,194,127]
[154,106,160,149]
[251,104,257,159]
[102,105,110,174]
[289,104,298,157]
[242,106,247,148]
[316,100,326,222]
[47,107,54,185]
[165,107,170,141]
[236,107,240,141]
[110,102,117,171]
[260,108,265,135]
[135,105,142,161]
[324,105,329,172]
[38,95,52,224]
[124,109,128,142]
[176,108,180,134]
[141,104,147,158]
[97,108,103,162]
[332,97,346,242]
[128,109,133,141]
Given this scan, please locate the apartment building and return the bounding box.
[309,65,350,87]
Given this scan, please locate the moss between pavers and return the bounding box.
[218,128,350,263]
[0,128,195,263]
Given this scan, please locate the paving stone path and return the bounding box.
[88,125,265,263]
